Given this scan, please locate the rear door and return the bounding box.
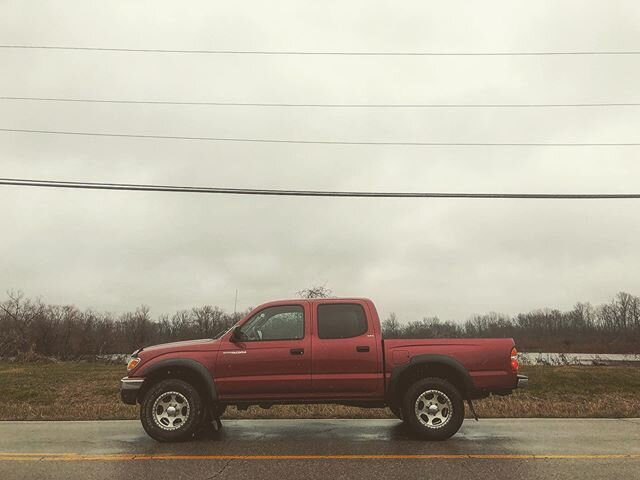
[311,301,381,397]
[215,302,312,399]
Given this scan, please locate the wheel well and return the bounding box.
[391,362,469,406]
[138,366,212,405]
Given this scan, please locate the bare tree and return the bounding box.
[297,285,334,299]
[381,312,402,337]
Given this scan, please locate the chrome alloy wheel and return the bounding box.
[152,391,190,431]
[414,389,453,429]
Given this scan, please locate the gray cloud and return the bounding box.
[1,0,639,322]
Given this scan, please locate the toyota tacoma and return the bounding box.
[120,298,527,441]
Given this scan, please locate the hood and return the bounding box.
[138,338,221,357]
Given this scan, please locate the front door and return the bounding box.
[215,303,311,400]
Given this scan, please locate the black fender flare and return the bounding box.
[386,354,476,404]
[139,358,218,402]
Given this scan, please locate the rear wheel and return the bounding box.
[140,379,203,442]
[402,377,464,440]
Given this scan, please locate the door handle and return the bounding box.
[356,346,370,353]
[290,348,305,355]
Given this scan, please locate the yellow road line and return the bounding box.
[0,453,638,461]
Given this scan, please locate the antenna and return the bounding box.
[234,289,238,316]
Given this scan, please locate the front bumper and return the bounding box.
[120,377,144,405]
[517,374,529,388]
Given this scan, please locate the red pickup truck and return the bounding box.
[120,298,527,442]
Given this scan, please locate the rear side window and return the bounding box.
[317,304,368,339]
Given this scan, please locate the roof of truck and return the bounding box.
[269,297,373,303]
[251,297,374,310]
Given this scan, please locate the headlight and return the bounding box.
[127,357,141,372]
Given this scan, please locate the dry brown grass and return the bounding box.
[1,362,638,421]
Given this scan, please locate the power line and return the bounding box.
[1,45,640,56]
[1,178,638,199]
[2,96,640,108]
[1,128,638,147]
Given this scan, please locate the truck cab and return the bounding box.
[215,299,384,401]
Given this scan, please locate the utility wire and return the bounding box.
[1,178,638,199]
[2,96,640,108]
[1,45,639,56]
[1,128,638,147]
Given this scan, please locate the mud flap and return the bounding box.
[467,400,479,421]
[212,416,223,431]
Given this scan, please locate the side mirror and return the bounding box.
[230,326,244,343]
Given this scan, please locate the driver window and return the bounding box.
[240,305,304,341]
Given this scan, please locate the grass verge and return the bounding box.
[0,362,638,421]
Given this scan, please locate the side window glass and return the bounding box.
[240,306,304,341]
[317,304,368,339]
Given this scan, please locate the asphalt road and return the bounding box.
[0,418,639,479]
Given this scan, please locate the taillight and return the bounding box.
[510,347,519,372]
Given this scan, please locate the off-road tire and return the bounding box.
[402,377,464,440]
[140,379,204,442]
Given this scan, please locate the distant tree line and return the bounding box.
[0,291,244,359]
[0,290,638,359]
[382,292,640,353]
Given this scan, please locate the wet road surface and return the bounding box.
[0,418,638,479]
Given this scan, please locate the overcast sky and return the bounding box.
[1,1,640,322]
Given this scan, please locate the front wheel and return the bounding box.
[140,379,203,442]
[402,377,464,440]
